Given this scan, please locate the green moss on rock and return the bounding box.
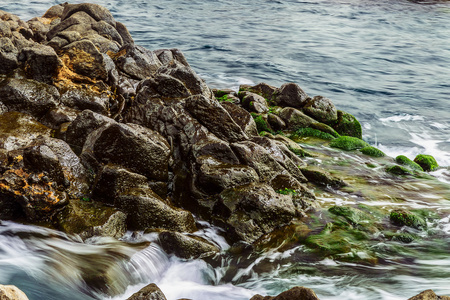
[292,127,336,140]
[359,146,386,157]
[389,209,426,229]
[328,206,372,226]
[395,155,423,171]
[385,165,414,176]
[329,136,369,151]
[251,114,272,134]
[332,110,362,139]
[414,154,439,172]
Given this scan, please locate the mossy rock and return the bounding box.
[251,113,272,134]
[385,231,418,243]
[291,127,336,140]
[310,122,340,138]
[414,154,439,172]
[389,209,426,229]
[359,146,385,157]
[385,165,414,176]
[332,110,362,139]
[328,206,372,226]
[329,136,369,151]
[395,155,423,171]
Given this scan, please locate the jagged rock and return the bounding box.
[27,18,50,43]
[127,284,167,300]
[113,44,162,80]
[214,183,299,243]
[408,290,450,300]
[92,164,148,206]
[299,167,346,188]
[0,20,13,38]
[0,37,18,74]
[85,122,170,181]
[22,135,90,196]
[60,3,116,27]
[0,285,29,300]
[303,95,338,124]
[241,91,269,113]
[80,211,127,239]
[60,87,110,115]
[42,4,65,19]
[0,78,59,119]
[64,109,116,154]
[250,286,319,300]
[184,95,248,143]
[116,186,196,232]
[195,155,259,194]
[267,113,286,131]
[159,231,220,259]
[220,102,259,137]
[240,82,277,100]
[278,107,316,130]
[272,82,309,108]
[40,105,79,130]
[0,112,52,152]
[61,40,107,80]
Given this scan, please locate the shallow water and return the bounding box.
[0,0,450,299]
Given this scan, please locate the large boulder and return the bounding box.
[21,44,62,83]
[159,231,220,259]
[113,44,162,80]
[220,102,258,137]
[0,78,59,119]
[271,83,309,109]
[302,95,338,124]
[127,284,167,300]
[60,87,110,115]
[278,107,316,130]
[0,37,19,74]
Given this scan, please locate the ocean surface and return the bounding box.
[0,0,450,299]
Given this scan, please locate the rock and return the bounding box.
[22,136,90,196]
[252,114,272,134]
[92,164,148,206]
[40,105,79,130]
[61,40,108,80]
[302,95,338,124]
[27,18,50,43]
[195,155,259,194]
[0,78,59,119]
[300,167,346,188]
[184,95,248,143]
[395,155,423,172]
[332,110,362,139]
[250,286,319,300]
[81,211,127,239]
[42,4,65,19]
[113,44,162,80]
[359,146,385,157]
[386,165,414,176]
[127,283,167,300]
[60,3,116,27]
[20,44,62,83]
[64,109,116,154]
[159,231,220,259]
[220,102,258,137]
[390,209,426,229]
[0,112,52,152]
[214,183,299,243]
[408,289,450,300]
[241,91,269,113]
[0,37,18,74]
[240,82,277,100]
[414,154,439,172]
[278,107,316,130]
[60,87,110,115]
[272,83,309,109]
[116,186,196,232]
[329,136,369,151]
[267,113,286,131]
[0,285,29,300]
[87,122,170,181]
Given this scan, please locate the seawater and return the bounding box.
[0,1,450,299]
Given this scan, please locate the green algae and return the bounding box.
[414,154,439,172]
[395,155,423,171]
[332,110,362,139]
[385,165,414,176]
[291,127,336,140]
[389,209,426,229]
[328,205,373,226]
[359,146,386,157]
[329,136,369,151]
[251,113,272,134]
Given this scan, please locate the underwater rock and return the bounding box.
[250,286,319,300]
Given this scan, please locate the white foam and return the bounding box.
[380,114,424,123]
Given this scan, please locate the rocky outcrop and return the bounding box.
[126,284,167,300]
[408,290,450,300]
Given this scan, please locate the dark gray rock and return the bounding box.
[250,286,320,300]
[0,78,59,119]
[303,95,338,124]
[20,44,62,83]
[61,40,107,80]
[272,82,309,109]
[127,283,167,300]
[278,107,316,130]
[40,105,79,130]
[0,37,18,74]
[159,231,220,259]
[220,102,258,137]
[60,88,109,115]
[116,186,196,232]
[239,82,277,100]
[241,91,269,113]
[114,44,162,80]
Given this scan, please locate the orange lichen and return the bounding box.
[107,48,127,60]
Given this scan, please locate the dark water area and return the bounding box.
[1,1,450,299]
